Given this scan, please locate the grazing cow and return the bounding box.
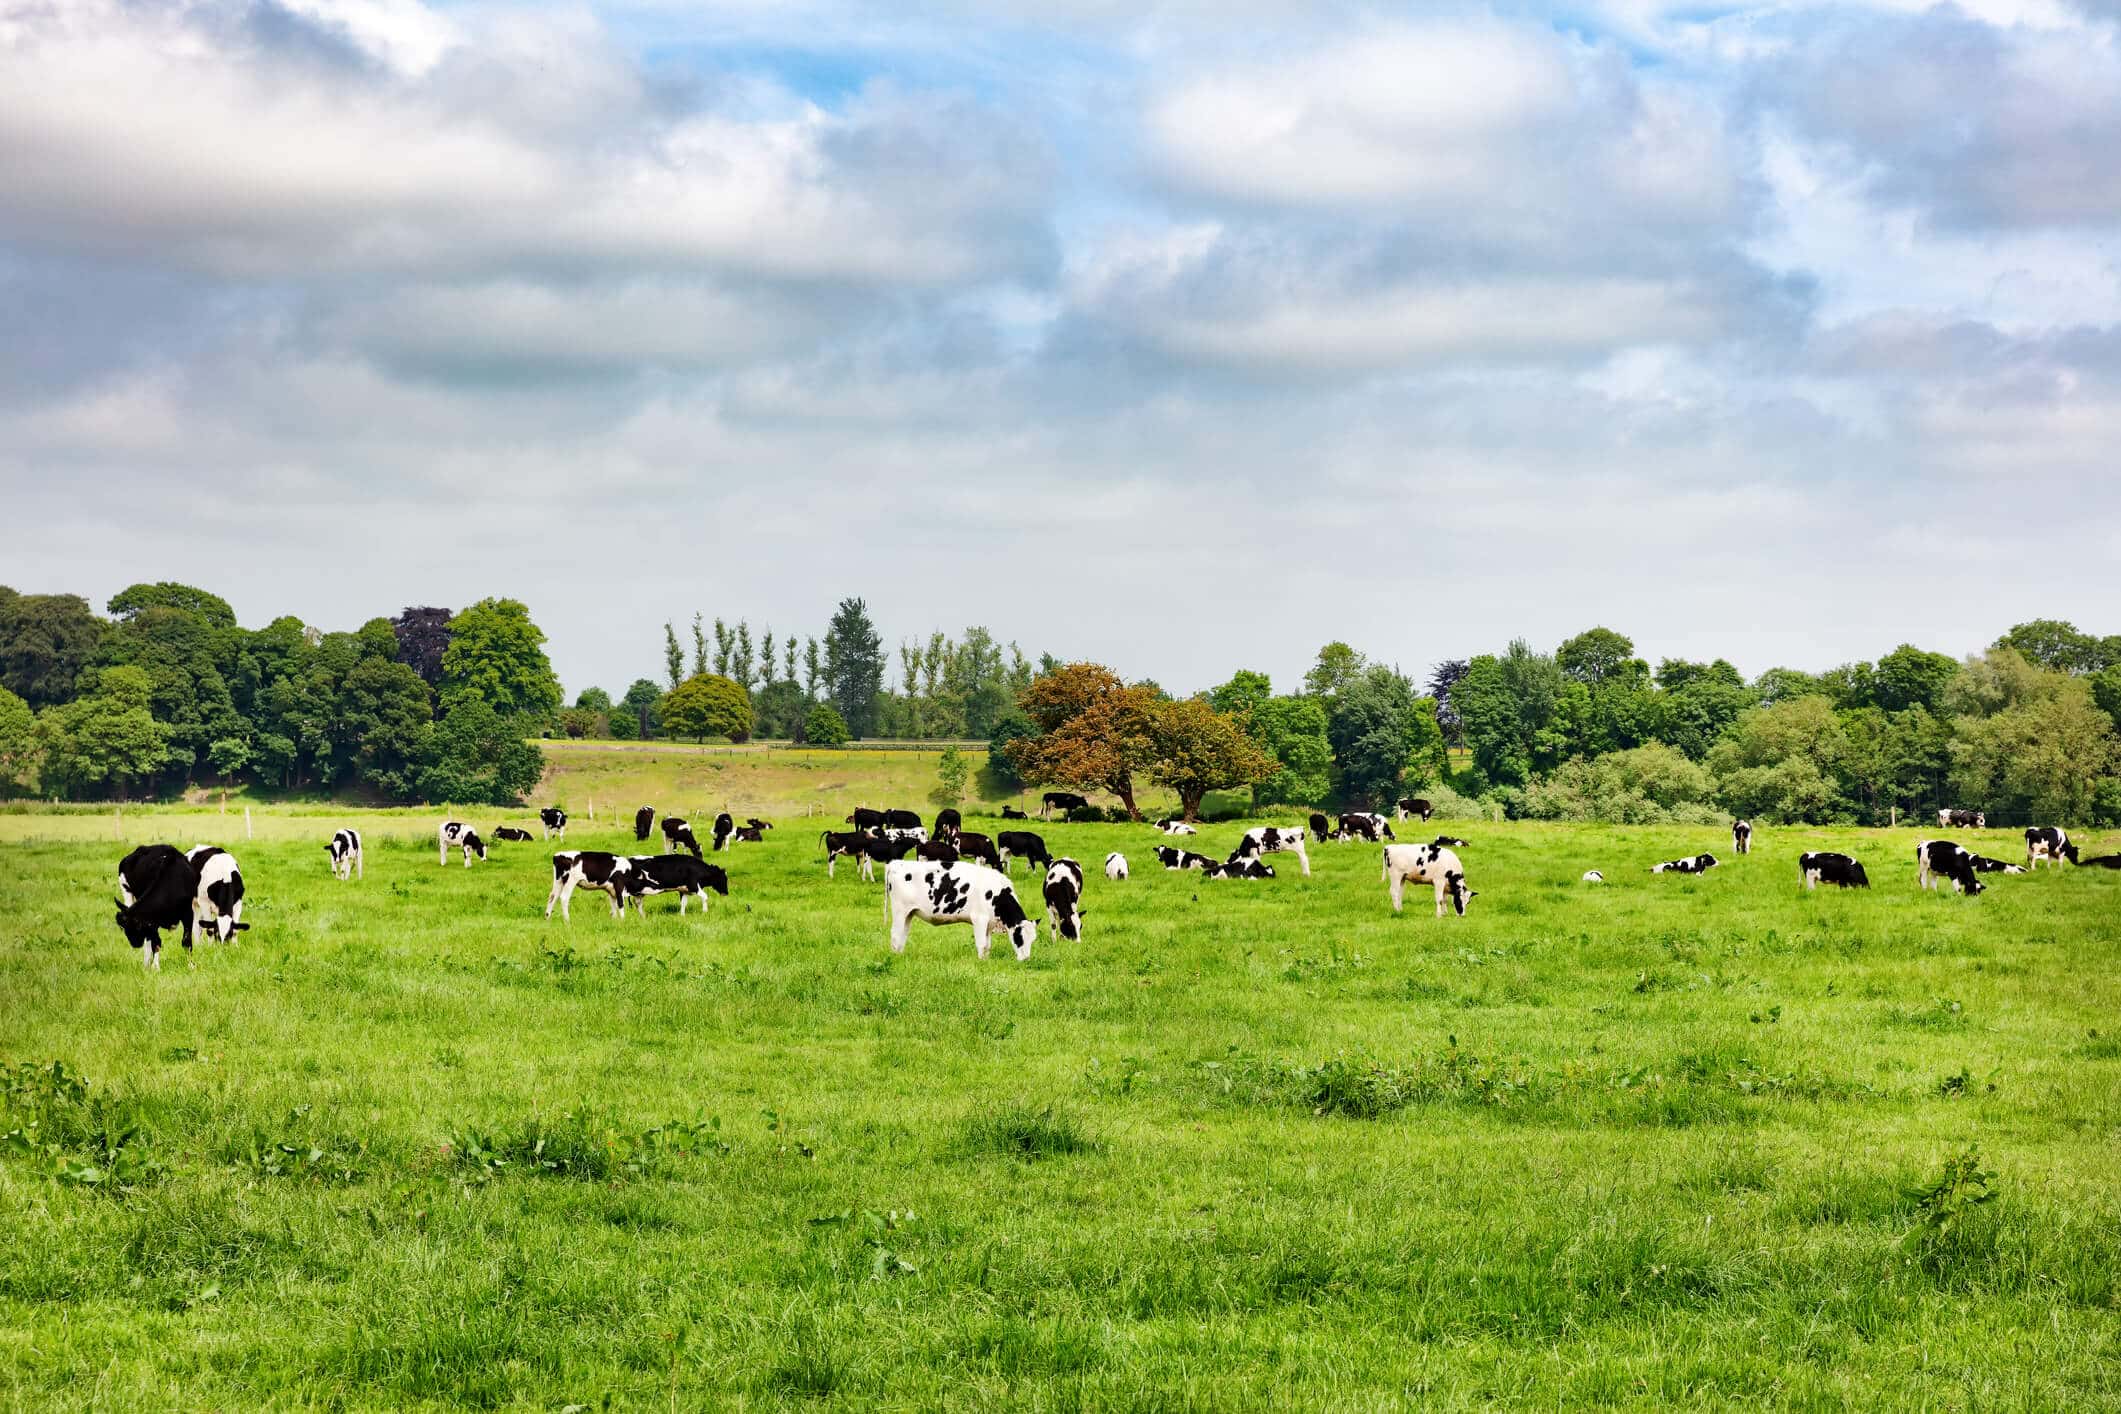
[1233,825,1310,877]
[1432,836,1468,848]
[1799,852,1869,890]
[1337,812,1395,843]
[1156,818,1199,836]
[848,807,886,831]
[2078,854,2121,869]
[1204,858,1274,880]
[326,828,363,881]
[711,812,735,852]
[1155,846,1218,872]
[661,817,702,859]
[634,806,655,842]
[1383,843,1475,917]
[114,844,201,970]
[1581,870,1604,883]
[952,832,1005,869]
[1651,854,1719,875]
[1043,858,1086,941]
[546,851,635,921]
[185,845,246,943]
[1308,813,1332,841]
[996,830,1051,874]
[916,839,960,864]
[1105,852,1128,881]
[2026,826,2079,870]
[1938,808,1984,829]
[1732,820,1752,855]
[882,809,923,831]
[823,830,918,881]
[1395,797,1433,822]
[1000,805,1028,820]
[621,855,729,917]
[539,807,568,840]
[885,861,1036,960]
[933,808,962,841]
[1041,791,1088,819]
[493,826,533,843]
[1915,840,1987,895]
[438,821,486,867]
[745,817,773,834]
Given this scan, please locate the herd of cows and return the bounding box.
[104,794,2118,970]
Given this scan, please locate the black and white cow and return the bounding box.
[729,826,765,845]
[823,830,918,881]
[1798,851,1868,890]
[996,830,1051,874]
[1154,845,1216,872]
[326,828,362,881]
[621,855,729,917]
[661,817,702,859]
[916,839,960,864]
[745,817,773,834]
[1581,870,1604,883]
[114,844,201,970]
[1307,812,1332,841]
[712,812,735,852]
[933,808,962,841]
[1156,817,1199,836]
[848,807,886,831]
[1043,857,1085,941]
[1732,820,1752,855]
[546,851,636,921]
[1233,825,1310,876]
[493,826,533,842]
[1966,853,2025,875]
[1041,791,1089,819]
[1432,835,1468,848]
[2026,826,2079,869]
[1651,854,1719,875]
[185,845,246,943]
[1915,840,1987,895]
[952,832,1005,869]
[1938,808,1984,829]
[1395,797,1433,823]
[1105,852,1128,881]
[539,807,568,840]
[880,825,930,847]
[1204,857,1274,880]
[634,806,656,842]
[1337,812,1395,843]
[438,821,487,867]
[885,861,1036,961]
[1000,805,1028,820]
[1382,842,1474,917]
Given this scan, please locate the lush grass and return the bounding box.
[2,810,2119,1408]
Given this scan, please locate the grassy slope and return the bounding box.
[2,808,2119,1408]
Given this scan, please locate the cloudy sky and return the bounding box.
[5,0,2119,698]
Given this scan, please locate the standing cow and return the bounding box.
[634,806,656,842]
[1043,858,1086,941]
[1732,820,1752,855]
[2025,826,2079,870]
[1382,843,1474,917]
[1233,825,1310,877]
[326,828,363,881]
[438,821,487,867]
[539,807,568,840]
[884,861,1036,960]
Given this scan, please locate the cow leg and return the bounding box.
[1434,877,1448,918]
[439,837,447,865]
[973,909,993,960]
[1388,870,1405,915]
[827,853,837,880]
[1294,841,1310,877]
[889,898,911,953]
[355,850,363,880]
[545,876,565,919]
[860,855,874,884]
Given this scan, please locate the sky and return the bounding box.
[4,0,2120,700]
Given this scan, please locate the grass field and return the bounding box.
[3,804,2119,1408]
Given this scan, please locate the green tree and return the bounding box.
[824,598,885,738]
[107,582,236,629]
[1208,669,1273,719]
[1753,667,1825,705]
[0,684,36,793]
[805,703,851,747]
[1303,642,1366,704]
[1943,648,2052,719]
[1660,675,1754,760]
[985,711,1034,788]
[439,598,561,720]
[664,624,685,690]
[0,590,106,708]
[621,679,663,739]
[1995,619,2096,674]
[96,594,242,785]
[1556,627,1637,687]
[660,674,754,742]
[2090,665,2121,735]
[1950,679,2119,822]
[36,666,170,797]
[934,746,970,807]
[575,686,613,713]
[1328,665,1444,806]
[414,697,543,806]
[1148,697,1277,820]
[1873,645,1959,714]
[1248,695,1333,807]
[337,658,433,798]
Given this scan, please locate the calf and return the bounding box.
[1938,808,1984,829]
[1043,857,1086,941]
[712,812,735,852]
[1156,818,1199,836]
[1915,840,1987,895]
[621,854,729,917]
[1105,852,1128,881]
[186,845,246,942]
[438,821,487,867]
[1337,812,1395,843]
[1204,857,1274,880]
[661,817,702,859]
[729,826,765,845]
[1732,819,1752,855]
[916,839,960,864]
[1000,805,1028,820]
[953,831,1004,869]
[634,805,656,842]
[539,807,568,840]
[114,844,200,971]
[996,830,1051,873]
[326,828,363,881]
[1383,843,1474,917]
[1233,825,1310,877]
[885,861,1036,960]
[1798,851,1868,890]
[546,851,637,921]
[492,825,533,842]
[1041,791,1089,819]
[1155,846,1218,872]
[1307,813,1332,841]
[933,808,961,841]
[2026,826,2079,870]
[1651,854,1719,875]
[745,816,773,834]
[1432,835,1468,848]
[1395,797,1433,822]
[848,807,886,831]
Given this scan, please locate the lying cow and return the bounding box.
[1938,808,1984,829]
[1432,835,1468,848]
[661,817,702,859]
[1383,842,1474,916]
[1395,797,1433,822]
[546,851,635,921]
[1000,805,1028,820]
[114,844,205,971]
[438,821,487,867]
[885,861,1036,960]
[326,828,363,881]
[1204,858,1274,880]
[1915,840,1986,895]
[1043,858,1085,941]
[1966,853,2025,875]
[1233,825,1310,876]
[540,807,568,840]
[997,830,1051,873]
[1732,819,1752,855]
[634,806,656,842]
[729,826,765,845]
[2026,826,2080,869]
[622,854,729,917]
[1104,852,1128,881]
[493,825,534,842]
[1798,851,1867,890]
[1155,846,1218,872]
[2079,854,2121,869]
[1041,791,1089,819]
[1651,854,1718,875]
[1156,818,1198,836]
[1337,812,1395,843]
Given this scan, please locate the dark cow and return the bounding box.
[1156,817,1199,836]
[1651,854,1718,875]
[996,830,1052,873]
[539,807,568,840]
[621,855,729,917]
[114,844,201,970]
[1041,791,1088,819]
[1382,842,1474,916]
[493,826,533,842]
[1337,812,1395,843]
[1043,857,1086,941]
[634,806,656,842]
[1233,825,1310,876]
[953,832,1004,869]
[848,807,886,831]
[933,808,961,841]
[916,839,960,864]
[882,808,923,831]
[184,845,245,943]
[1204,857,1274,880]
[1799,851,1868,890]
[712,812,735,852]
[661,817,702,859]
[438,820,486,866]
[1915,840,1987,895]
[729,826,765,845]
[1000,805,1028,820]
[1432,835,1468,848]
[326,828,362,881]
[745,817,773,834]
[2079,854,2121,869]
[1938,808,1984,829]
[1395,797,1433,822]
[2026,826,2079,870]
[823,830,918,881]
[885,861,1036,960]
[1155,846,1218,872]
[1732,819,1752,855]
[546,851,635,921]
[1307,813,1331,841]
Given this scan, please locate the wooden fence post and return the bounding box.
[245,807,253,840]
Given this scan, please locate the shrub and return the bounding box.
[660,675,753,743]
[805,704,850,747]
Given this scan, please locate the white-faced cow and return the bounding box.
[1799,852,1868,890]
[326,828,363,881]
[492,826,533,842]
[1156,818,1198,836]
[712,812,735,852]
[885,861,1036,960]
[1395,797,1433,822]
[1383,843,1474,917]
[1105,852,1128,881]
[185,845,247,943]
[634,806,656,842]
[2026,826,2079,870]
[1915,840,1986,895]
[1651,854,1718,875]
[1732,820,1752,855]
[996,830,1051,874]
[114,844,202,971]
[661,817,702,859]
[621,855,729,917]
[1154,846,1217,872]
[438,821,487,867]
[880,825,930,847]
[539,807,568,840]
[1233,825,1310,877]
[546,851,637,921]
[1043,857,1085,941]
[1041,792,1088,820]
[1938,808,1984,829]
[1337,812,1395,843]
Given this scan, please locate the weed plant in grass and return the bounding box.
[1,812,2119,1407]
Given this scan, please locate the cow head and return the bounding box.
[465,832,487,860]
[2063,842,2081,864]
[112,897,156,949]
[1446,871,1476,915]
